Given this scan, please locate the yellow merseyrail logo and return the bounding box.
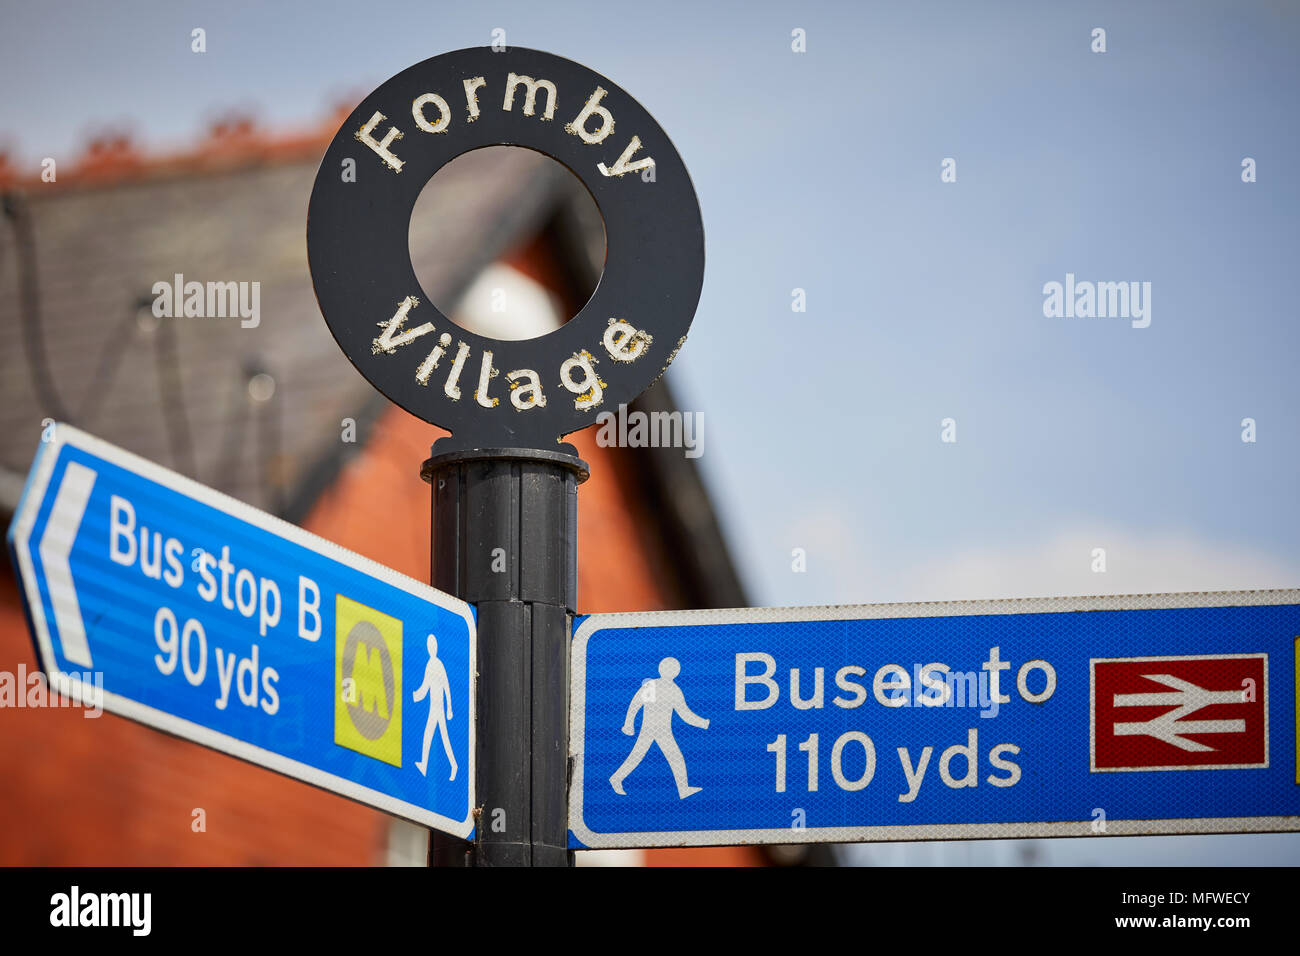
[335,595,402,766]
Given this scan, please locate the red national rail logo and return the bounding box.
[1090,654,1267,771]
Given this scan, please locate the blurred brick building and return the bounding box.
[0,113,768,865]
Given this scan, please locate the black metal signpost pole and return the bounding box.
[307,47,703,868]
[424,447,586,867]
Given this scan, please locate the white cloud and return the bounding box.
[773,510,1300,608]
[891,528,1300,603]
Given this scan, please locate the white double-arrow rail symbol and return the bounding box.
[1112,674,1246,752]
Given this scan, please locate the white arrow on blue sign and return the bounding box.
[569,596,1300,848]
[7,425,476,838]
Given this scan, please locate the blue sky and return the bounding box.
[4,0,1299,865]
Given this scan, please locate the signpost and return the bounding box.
[570,594,1300,848]
[9,43,1295,871]
[7,425,476,839]
[307,46,705,866]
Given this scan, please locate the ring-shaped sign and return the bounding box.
[307,47,705,448]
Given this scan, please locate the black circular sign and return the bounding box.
[308,47,704,448]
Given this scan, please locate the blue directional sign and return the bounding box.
[569,596,1300,848]
[8,425,475,838]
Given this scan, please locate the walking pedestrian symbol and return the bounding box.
[413,634,457,781]
[610,657,710,799]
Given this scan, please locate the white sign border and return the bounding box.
[569,591,1300,850]
[8,424,477,840]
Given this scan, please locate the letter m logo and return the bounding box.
[334,595,402,766]
[353,644,390,719]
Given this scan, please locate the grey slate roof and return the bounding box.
[0,144,570,517]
